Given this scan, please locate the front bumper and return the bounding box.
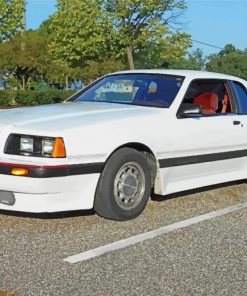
[0,161,102,212]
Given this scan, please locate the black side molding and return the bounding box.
[159,149,247,168]
[0,162,105,178]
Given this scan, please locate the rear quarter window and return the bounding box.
[232,81,247,114]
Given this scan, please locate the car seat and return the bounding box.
[194,92,219,114]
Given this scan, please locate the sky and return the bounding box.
[26,0,247,57]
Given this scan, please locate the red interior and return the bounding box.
[194,92,219,114]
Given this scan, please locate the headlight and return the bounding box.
[5,134,66,158]
[42,139,55,155]
[20,137,34,153]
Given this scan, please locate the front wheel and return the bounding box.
[94,148,152,221]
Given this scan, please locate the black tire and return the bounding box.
[94,148,152,221]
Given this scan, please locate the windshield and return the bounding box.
[71,74,184,108]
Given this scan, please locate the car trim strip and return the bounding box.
[1,148,247,178]
[0,162,104,178]
[158,149,247,168]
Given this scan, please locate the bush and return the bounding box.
[0,89,77,106]
[15,90,38,106]
[36,89,76,104]
[0,90,16,106]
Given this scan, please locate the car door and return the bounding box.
[163,79,247,194]
[230,80,247,129]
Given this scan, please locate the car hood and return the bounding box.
[0,102,164,132]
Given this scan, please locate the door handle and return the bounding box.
[233,120,241,125]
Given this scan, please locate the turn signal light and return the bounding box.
[51,137,66,158]
[11,168,29,176]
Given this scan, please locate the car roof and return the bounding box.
[109,69,246,83]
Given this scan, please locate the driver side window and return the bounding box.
[182,80,235,115]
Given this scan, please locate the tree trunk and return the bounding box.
[65,75,69,90]
[22,76,25,90]
[126,47,135,70]
[21,33,26,51]
[27,77,31,90]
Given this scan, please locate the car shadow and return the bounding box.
[0,209,95,220]
[151,179,246,202]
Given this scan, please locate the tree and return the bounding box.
[0,0,25,42]
[103,0,191,69]
[0,31,83,89]
[48,0,191,70]
[0,31,49,89]
[186,48,205,70]
[48,0,114,68]
[135,35,193,69]
[206,44,247,80]
[79,59,125,83]
[218,44,237,57]
[37,19,53,38]
[45,60,83,90]
[161,48,205,70]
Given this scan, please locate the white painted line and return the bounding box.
[64,201,247,264]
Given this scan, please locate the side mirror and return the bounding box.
[177,103,202,118]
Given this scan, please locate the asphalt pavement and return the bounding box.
[0,181,246,296]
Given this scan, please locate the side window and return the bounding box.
[232,81,247,114]
[182,80,235,115]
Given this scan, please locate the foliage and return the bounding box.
[80,59,125,83]
[0,0,25,42]
[0,89,76,106]
[48,0,191,70]
[0,31,82,89]
[186,48,205,70]
[161,48,205,70]
[37,19,52,38]
[0,31,49,89]
[206,44,247,79]
[15,90,38,105]
[135,36,194,69]
[0,90,16,106]
[44,60,82,89]
[34,89,76,104]
[48,0,114,68]
[15,89,76,106]
[103,0,191,69]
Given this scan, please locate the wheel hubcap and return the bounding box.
[114,162,145,210]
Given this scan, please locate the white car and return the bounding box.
[0,70,247,220]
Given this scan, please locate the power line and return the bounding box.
[192,39,247,55]
[192,39,224,50]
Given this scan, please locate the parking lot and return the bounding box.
[0,181,247,296]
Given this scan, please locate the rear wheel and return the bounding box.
[94,148,152,221]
